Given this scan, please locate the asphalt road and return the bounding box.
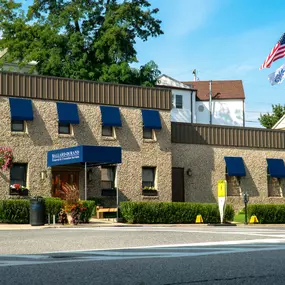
[1,226,285,284]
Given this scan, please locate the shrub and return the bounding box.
[248,204,285,224]
[120,202,234,224]
[80,200,96,223]
[0,199,30,224]
[43,197,63,216]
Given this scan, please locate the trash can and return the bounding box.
[30,196,45,226]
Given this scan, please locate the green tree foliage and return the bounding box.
[0,0,163,86]
[258,104,285,129]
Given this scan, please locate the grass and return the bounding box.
[234,213,245,223]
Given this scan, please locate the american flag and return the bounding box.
[260,33,285,70]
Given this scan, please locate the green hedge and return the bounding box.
[43,198,63,216]
[0,200,30,224]
[248,204,285,224]
[80,200,96,223]
[120,202,235,224]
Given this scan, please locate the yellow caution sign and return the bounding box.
[249,215,259,224]
[195,215,203,224]
[218,180,227,197]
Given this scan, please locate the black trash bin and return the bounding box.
[30,197,45,226]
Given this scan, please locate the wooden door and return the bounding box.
[52,171,79,200]
[172,168,185,202]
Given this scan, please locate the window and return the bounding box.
[142,167,155,188]
[101,166,116,189]
[10,164,27,193]
[226,174,241,196]
[11,120,24,132]
[102,126,113,137]
[143,128,153,139]
[175,95,183,109]
[58,123,71,134]
[268,176,282,197]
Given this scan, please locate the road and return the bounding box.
[1,226,285,284]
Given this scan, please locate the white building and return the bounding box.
[157,75,245,126]
[156,75,197,123]
[0,49,38,74]
[272,115,285,130]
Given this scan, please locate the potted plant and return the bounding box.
[10,184,29,196]
[142,186,158,196]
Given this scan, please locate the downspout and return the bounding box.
[190,91,193,123]
[243,99,245,127]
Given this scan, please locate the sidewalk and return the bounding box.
[0,220,284,230]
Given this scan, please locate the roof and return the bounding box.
[182,80,245,101]
[272,114,285,130]
[156,74,193,90]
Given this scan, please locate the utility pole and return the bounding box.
[209,80,212,125]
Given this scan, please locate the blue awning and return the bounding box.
[9,98,33,121]
[267,158,285,178]
[47,145,122,167]
[100,106,122,127]
[141,109,162,129]
[56,102,80,124]
[224,156,246,176]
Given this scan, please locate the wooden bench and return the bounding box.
[96,206,117,219]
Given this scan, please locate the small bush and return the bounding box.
[0,199,30,224]
[80,200,96,223]
[248,204,285,224]
[120,202,234,224]
[43,197,63,216]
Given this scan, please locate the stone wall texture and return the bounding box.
[0,97,172,203]
[172,143,285,211]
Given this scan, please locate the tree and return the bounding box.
[0,0,163,86]
[258,104,285,129]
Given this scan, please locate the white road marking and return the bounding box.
[1,242,285,267]
[39,237,285,255]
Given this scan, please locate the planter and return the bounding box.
[19,189,29,196]
[101,189,117,196]
[10,189,29,196]
[142,189,158,196]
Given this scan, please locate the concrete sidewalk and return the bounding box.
[0,220,284,230]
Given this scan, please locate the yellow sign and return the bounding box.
[218,180,227,197]
[249,215,259,224]
[195,215,203,224]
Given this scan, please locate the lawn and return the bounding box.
[233,213,245,223]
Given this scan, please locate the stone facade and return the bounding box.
[172,143,285,211]
[0,97,172,203]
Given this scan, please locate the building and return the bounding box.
[272,115,285,130]
[0,72,172,206]
[0,49,38,74]
[156,74,245,127]
[183,80,245,127]
[156,74,197,123]
[0,71,284,212]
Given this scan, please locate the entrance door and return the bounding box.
[52,171,79,200]
[172,167,185,202]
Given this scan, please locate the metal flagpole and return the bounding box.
[85,162,87,200]
[115,164,120,223]
[209,80,212,125]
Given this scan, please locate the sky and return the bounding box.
[133,0,285,127]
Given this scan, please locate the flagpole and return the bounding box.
[209,80,212,125]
